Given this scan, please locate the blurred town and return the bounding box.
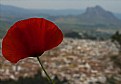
[0,38,121,84]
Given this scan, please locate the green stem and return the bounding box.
[37,56,55,84]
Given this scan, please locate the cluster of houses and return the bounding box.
[0,38,120,84]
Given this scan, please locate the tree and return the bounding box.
[111,31,121,52]
[111,31,121,68]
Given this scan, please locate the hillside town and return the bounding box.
[0,38,121,84]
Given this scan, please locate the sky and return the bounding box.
[1,0,121,13]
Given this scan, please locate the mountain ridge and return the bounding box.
[55,5,121,27]
[0,5,121,30]
[0,4,121,39]
[0,4,121,19]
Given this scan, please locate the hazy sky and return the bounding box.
[1,0,121,13]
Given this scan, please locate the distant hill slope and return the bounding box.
[0,4,84,17]
[0,4,29,16]
[115,13,121,20]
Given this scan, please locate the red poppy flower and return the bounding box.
[2,18,63,63]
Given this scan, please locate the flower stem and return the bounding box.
[37,56,55,84]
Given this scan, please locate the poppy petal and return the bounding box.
[2,18,63,63]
